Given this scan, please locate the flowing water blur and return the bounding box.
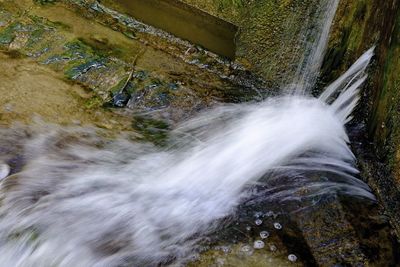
[290,0,340,93]
[0,48,374,266]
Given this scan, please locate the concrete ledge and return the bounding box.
[112,0,238,59]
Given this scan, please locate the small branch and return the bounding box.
[119,48,146,94]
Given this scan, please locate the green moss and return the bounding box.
[0,15,63,56]
[0,15,118,85]
[45,39,107,79]
[132,116,170,146]
[216,0,244,10]
[0,22,21,45]
[84,95,103,109]
[26,27,46,47]
[373,26,400,170]
[64,59,105,79]
[319,0,373,84]
[63,39,97,59]
[109,75,131,94]
[354,2,367,21]
[320,26,351,82]
[321,0,400,162]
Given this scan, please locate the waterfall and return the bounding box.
[290,0,340,93]
[0,47,374,266]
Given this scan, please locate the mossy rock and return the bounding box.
[132,116,170,146]
[0,22,22,45]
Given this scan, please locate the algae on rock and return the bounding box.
[182,0,332,87]
[0,0,266,125]
[320,0,400,237]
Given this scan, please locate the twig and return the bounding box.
[119,48,146,94]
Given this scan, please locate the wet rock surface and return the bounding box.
[191,182,399,267]
[320,0,400,240]
[0,0,269,124]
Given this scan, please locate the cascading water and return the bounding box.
[0,45,374,266]
[290,0,340,93]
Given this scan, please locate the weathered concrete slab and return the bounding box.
[111,0,238,59]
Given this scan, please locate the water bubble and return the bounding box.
[240,245,253,256]
[0,162,10,180]
[260,231,269,239]
[273,222,282,230]
[269,244,277,252]
[288,254,297,262]
[189,254,200,261]
[254,211,263,218]
[221,246,230,254]
[255,219,263,226]
[241,245,252,252]
[214,245,231,254]
[246,226,251,231]
[265,211,274,217]
[253,240,265,249]
[216,258,225,266]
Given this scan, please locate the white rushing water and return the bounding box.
[0,48,374,267]
[290,0,340,93]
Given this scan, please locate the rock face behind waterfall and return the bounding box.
[320,0,400,238]
[181,0,332,87]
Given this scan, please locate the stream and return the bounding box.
[0,0,398,266]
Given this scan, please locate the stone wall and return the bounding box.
[182,0,324,87]
[321,0,400,236]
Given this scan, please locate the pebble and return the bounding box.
[288,254,298,262]
[260,231,269,239]
[253,240,265,249]
[241,245,252,252]
[0,162,10,180]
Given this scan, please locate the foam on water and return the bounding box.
[0,49,374,266]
